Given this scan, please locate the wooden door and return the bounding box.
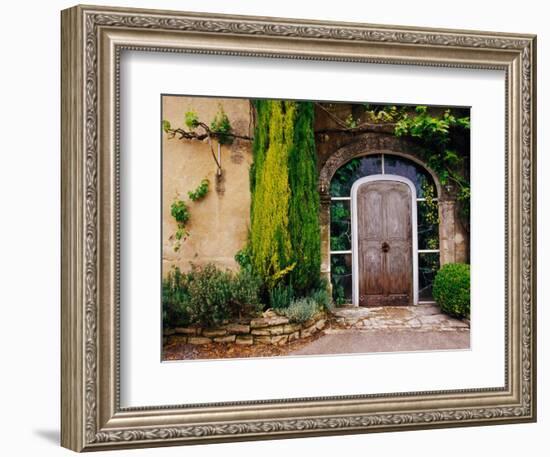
[356,180,413,306]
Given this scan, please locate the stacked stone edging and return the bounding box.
[164,310,327,346]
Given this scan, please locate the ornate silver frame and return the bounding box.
[61,4,537,452]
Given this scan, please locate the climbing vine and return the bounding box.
[188,178,209,201]
[169,178,210,252]
[170,198,190,252]
[394,106,471,226]
[210,106,233,145]
[419,177,440,251]
[163,104,251,179]
[421,178,439,226]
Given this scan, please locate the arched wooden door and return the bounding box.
[352,175,417,306]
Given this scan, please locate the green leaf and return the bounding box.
[210,104,233,145]
[185,111,199,129]
[188,178,210,201]
[444,149,460,166]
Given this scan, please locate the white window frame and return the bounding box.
[329,153,441,305]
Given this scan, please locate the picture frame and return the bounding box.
[61,4,537,452]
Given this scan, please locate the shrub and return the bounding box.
[186,264,233,327]
[281,297,319,324]
[235,244,253,272]
[311,283,333,312]
[432,263,470,318]
[228,269,263,318]
[162,267,191,328]
[269,284,294,310]
[163,264,263,328]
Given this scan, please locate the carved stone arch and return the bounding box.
[318,133,445,200]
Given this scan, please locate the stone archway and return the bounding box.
[317,133,467,300]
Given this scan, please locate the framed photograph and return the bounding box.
[61,4,537,452]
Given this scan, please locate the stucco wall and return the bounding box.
[162,96,253,275]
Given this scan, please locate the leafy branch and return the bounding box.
[394,106,471,228]
[163,105,252,177]
[314,102,400,135]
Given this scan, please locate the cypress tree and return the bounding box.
[249,100,269,199]
[249,101,296,289]
[288,102,321,293]
[249,100,320,295]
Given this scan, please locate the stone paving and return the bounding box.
[328,304,469,333]
[288,304,470,356]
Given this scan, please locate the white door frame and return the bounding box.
[351,174,419,306]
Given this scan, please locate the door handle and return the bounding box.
[381,241,390,252]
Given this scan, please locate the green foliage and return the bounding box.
[421,178,439,225]
[457,185,471,222]
[330,201,351,251]
[281,297,319,324]
[344,113,358,128]
[185,264,234,327]
[311,281,333,312]
[330,258,350,305]
[235,244,253,271]
[394,107,470,226]
[185,110,199,129]
[395,106,454,144]
[249,100,321,295]
[432,263,470,319]
[362,104,405,123]
[170,198,190,250]
[188,178,209,201]
[228,269,263,318]
[163,264,263,328]
[170,199,190,224]
[269,284,294,310]
[329,158,360,196]
[170,178,210,251]
[249,99,270,200]
[332,286,346,306]
[249,100,296,290]
[162,267,191,328]
[419,179,440,250]
[287,102,321,293]
[174,226,189,242]
[165,106,235,177]
[210,105,233,145]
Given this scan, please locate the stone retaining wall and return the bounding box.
[164,311,327,346]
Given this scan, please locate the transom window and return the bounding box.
[329,153,440,304]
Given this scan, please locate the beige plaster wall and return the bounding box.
[162,96,252,275]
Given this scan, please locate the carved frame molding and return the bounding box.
[61,4,536,451]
